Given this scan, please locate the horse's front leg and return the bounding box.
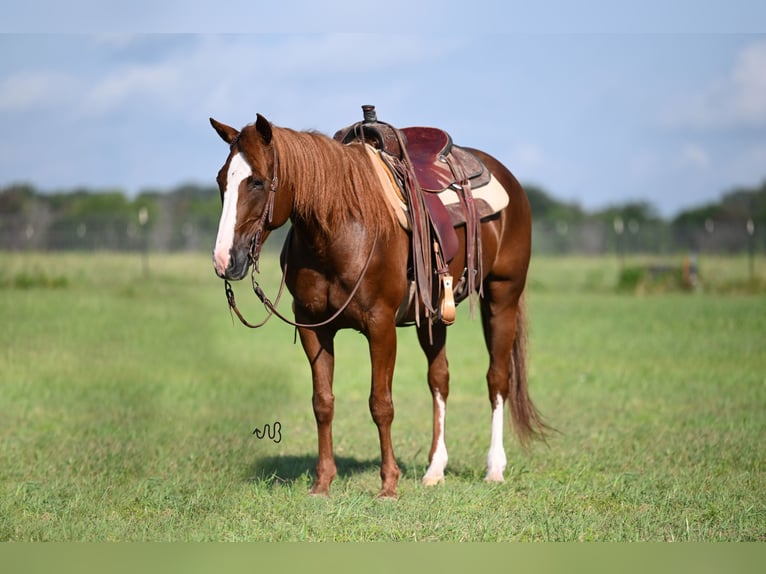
[298,325,337,495]
[367,319,401,498]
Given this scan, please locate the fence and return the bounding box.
[1,211,763,257]
[532,218,763,255]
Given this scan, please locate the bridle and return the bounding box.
[222,138,378,330]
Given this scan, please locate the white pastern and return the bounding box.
[485,393,507,482]
[214,152,251,275]
[423,392,448,486]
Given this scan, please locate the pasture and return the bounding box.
[0,251,764,541]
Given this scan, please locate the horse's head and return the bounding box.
[210,114,287,280]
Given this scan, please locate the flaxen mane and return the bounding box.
[271,126,397,236]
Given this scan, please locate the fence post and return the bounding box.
[613,216,625,270]
[746,218,755,281]
[139,207,149,278]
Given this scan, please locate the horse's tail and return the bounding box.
[509,297,549,446]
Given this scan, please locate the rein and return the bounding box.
[222,136,378,330]
[224,231,378,330]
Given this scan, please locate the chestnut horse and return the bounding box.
[210,113,545,498]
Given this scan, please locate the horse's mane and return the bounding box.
[271,126,397,237]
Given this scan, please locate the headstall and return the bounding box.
[223,139,378,331]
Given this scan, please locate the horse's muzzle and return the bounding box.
[213,248,250,280]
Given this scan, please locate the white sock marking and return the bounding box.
[423,391,448,484]
[486,393,507,482]
[214,152,251,275]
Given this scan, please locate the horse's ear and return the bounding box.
[255,113,273,145]
[210,118,239,144]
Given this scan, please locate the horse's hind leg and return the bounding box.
[417,322,450,486]
[480,283,522,482]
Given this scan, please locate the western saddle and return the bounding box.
[334,105,488,328]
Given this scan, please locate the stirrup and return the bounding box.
[440,275,456,325]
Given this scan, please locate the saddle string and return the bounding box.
[388,129,440,326]
[445,153,483,315]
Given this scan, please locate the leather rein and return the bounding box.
[223,141,378,330]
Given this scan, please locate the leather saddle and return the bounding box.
[334,107,490,196]
[334,107,488,263]
[334,105,486,326]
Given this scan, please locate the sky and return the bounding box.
[1,2,765,217]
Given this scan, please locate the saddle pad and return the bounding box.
[364,145,509,230]
[439,176,509,226]
[365,144,409,229]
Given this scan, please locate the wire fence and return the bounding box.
[1,212,763,257]
[531,218,763,256]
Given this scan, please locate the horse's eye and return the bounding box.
[249,178,265,191]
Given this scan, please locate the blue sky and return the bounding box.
[1,2,765,217]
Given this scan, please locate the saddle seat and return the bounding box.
[399,127,490,193]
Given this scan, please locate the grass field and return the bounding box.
[1,251,764,541]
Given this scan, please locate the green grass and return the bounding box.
[1,251,764,541]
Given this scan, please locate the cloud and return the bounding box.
[628,150,661,179]
[82,62,181,117]
[628,143,710,182]
[70,35,449,125]
[1,56,183,122]
[507,142,547,171]
[664,39,766,130]
[730,40,766,125]
[0,71,76,112]
[723,144,766,187]
[678,143,710,170]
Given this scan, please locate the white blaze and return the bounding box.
[214,152,251,275]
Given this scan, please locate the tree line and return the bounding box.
[1,179,764,254]
[525,181,765,254]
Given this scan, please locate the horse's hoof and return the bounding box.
[422,474,445,486]
[484,470,505,483]
[309,484,331,497]
[377,489,398,500]
[309,491,330,498]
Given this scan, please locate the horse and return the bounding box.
[210,112,546,498]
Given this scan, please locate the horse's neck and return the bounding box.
[274,128,390,251]
[289,217,363,266]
